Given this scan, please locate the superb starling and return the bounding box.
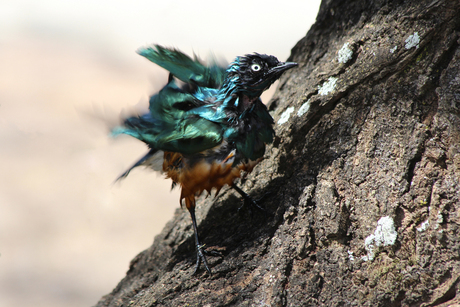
[112,45,297,275]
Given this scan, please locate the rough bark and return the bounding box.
[96,0,460,306]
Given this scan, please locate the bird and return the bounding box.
[111,45,297,275]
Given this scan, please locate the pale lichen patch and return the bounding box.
[277,107,295,125]
[405,32,420,49]
[348,250,355,261]
[337,42,353,63]
[417,219,429,232]
[318,77,338,96]
[362,216,398,261]
[297,99,311,117]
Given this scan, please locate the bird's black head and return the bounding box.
[227,53,297,98]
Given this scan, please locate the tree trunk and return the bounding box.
[96,0,460,306]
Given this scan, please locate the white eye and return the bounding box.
[251,63,261,71]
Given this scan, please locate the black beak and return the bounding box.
[269,61,298,75]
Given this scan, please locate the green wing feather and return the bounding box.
[112,78,223,155]
[137,45,226,88]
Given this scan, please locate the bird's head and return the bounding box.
[226,53,297,98]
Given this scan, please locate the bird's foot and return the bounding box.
[232,184,265,214]
[193,244,222,276]
[237,194,266,215]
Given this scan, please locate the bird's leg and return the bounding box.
[188,207,212,275]
[232,184,266,214]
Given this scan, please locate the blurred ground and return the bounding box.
[0,1,320,306]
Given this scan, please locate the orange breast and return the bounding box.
[162,151,261,210]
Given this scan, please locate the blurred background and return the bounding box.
[0,1,320,306]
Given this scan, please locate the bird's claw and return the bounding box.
[233,185,267,217]
[193,244,222,276]
[237,195,266,215]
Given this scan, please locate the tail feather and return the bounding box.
[114,148,161,182]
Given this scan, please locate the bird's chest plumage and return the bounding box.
[162,144,261,209]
